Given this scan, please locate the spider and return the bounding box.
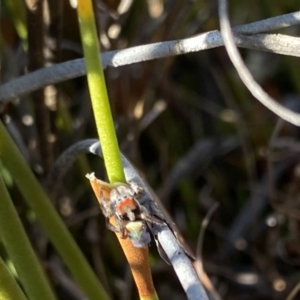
[86,173,162,248]
[86,173,195,262]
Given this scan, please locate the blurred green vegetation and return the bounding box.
[1,0,300,299]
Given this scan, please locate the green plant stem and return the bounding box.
[77,3,159,300]
[0,255,28,300]
[77,0,125,183]
[0,172,56,300]
[5,0,27,42]
[0,120,110,300]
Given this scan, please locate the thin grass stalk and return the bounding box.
[77,0,125,184]
[0,120,110,300]
[0,254,28,300]
[76,1,158,298]
[0,172,56,300]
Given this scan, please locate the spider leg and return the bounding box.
[118,219,128,239]
[110,217,128,239]
[105,218,120,232]
[140,206,165,225]
[99,190,114,218]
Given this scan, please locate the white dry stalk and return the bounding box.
[218,1,300,126]
[0,11,300,102]
[88,141,209,300]
[47,139,209,300]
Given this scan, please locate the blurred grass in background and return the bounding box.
[1,0,300,299]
